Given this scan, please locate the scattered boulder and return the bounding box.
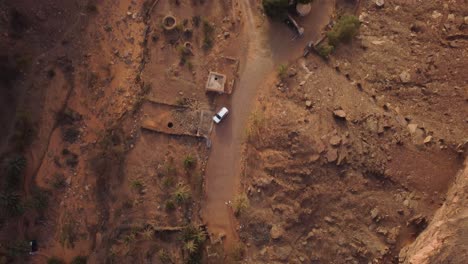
[399,71,411,83]
[288,67,297,78]
[324,216,334,224]
[371,208,381,222]
[447,14,455,22]
[329,135,341,146]
[407,123,418,134]
[410,21,426,33]
[464,16,468,25]
[423,136,432,144]
[309,154,320,162]
[326,149,338,163]
[305,100,312,108]
[375,0,385,8]
[432,11,442,19]
[333,109,347,119]
[270,225,284,240]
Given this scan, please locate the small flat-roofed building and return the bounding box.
[205,71,226,93]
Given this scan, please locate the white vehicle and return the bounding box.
[213,107,229,124]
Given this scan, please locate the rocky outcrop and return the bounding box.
[399,158,468,264]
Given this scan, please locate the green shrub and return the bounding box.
[327,15,360,47]
[51,173,67,189]
[173,185,191,204]
[277,64,288,80]
[158,249,172,263]
[262,0,289,19]
[71,256,87,264]
[165,199,175,211]
[316,43,334,58]
[130,180,143,192]
[202,21,214,50]
[181,225,206,263]
[163,176,174,188]
[233,194,249,216]
[183,155,196,169]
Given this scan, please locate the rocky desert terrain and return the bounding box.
[0,0,466,264]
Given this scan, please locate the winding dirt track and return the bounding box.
[201,0,335,248]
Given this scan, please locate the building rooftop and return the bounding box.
[205,71,226,93]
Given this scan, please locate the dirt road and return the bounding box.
[202,0,335,247]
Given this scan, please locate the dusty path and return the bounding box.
[202,0,335,248]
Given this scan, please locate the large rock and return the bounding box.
[375,0,385,7]
[399,159,468,263]
[329,135,342,146]
[400,71,411,83]
[270,225,284,240]
[333,109,347,119]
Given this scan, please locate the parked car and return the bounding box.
[213,107,229,124]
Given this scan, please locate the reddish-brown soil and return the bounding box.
[0,0,466,263]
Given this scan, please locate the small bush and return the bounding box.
[316,43,334,58]
[47,257,65,264]
[51,173,67,189]
[327,15,360,47]
[158,249,173,263]
[277,64,288,80]
[63,127,80,143]
[71,256,87,264]
[173,184,191,204]
[184,240,198,254]
[202,21,214,50]
[162,176,174,188]
[183,155,196,169]
[233,194,249,216]
[130,180,143,192]
[165,199,175,211]
[297,0,313,3]
[181,225,206,263]
[192,16,201,27]
[141,226,154,240]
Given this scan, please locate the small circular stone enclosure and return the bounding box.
[162,15,177,31]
